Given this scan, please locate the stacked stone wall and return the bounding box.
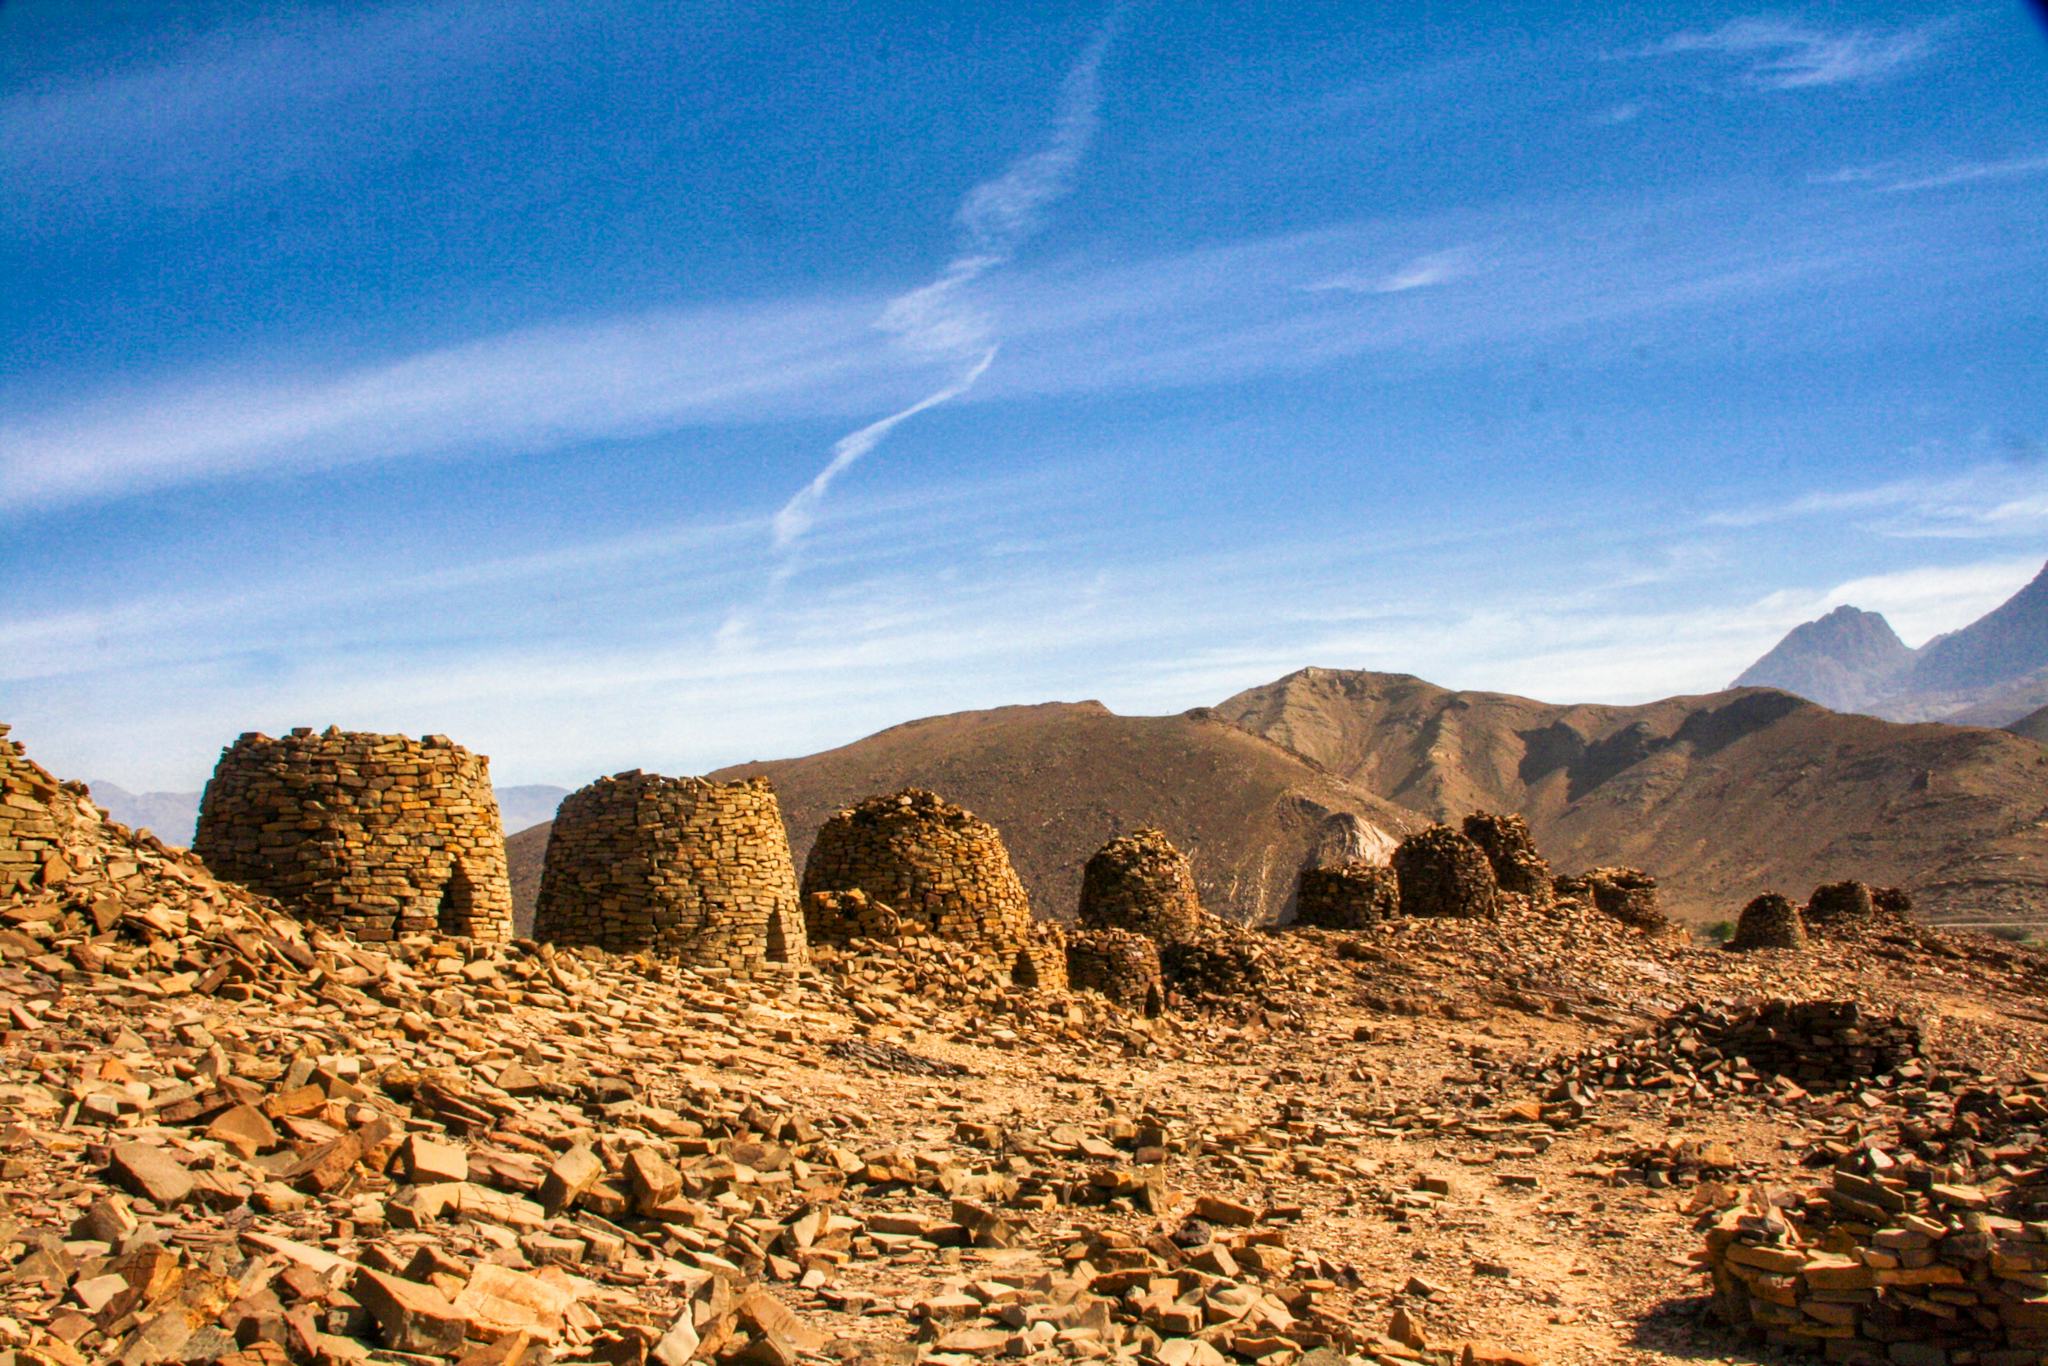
[1558,866,1664,931]
[1705,999,1922,1088]
[1461,811,1552,904]
[1706,1141,2047,1364]
[1076,828,1205,942]
[1015,922,1071,993]
[1066,928,1164,1016]
[1391,825,1499,919]
[193,728,512,942]
[1293,861,1398,928]
[801,790,1032,954]
[533,771,806,972]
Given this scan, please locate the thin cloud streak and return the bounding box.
[1638,16,1939,89]
[766,15,1118,561]
[1884,154,2048,193]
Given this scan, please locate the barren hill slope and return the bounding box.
[507,702,1420,930]
[1215,668,2048,926]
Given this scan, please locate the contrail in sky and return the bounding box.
[766,17,1121,560]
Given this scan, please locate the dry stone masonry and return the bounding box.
[533,770,807,972]
[1461,811,1553,905]
[801,789,1032,954]
[1293,860,1399,928]
[1731,891,1808,951]
[193,727,512,943]
[1706,1126,2048,1364]
[1392,824,1499,919]
[1559,865,1665,931]
[1065,927,1165,1016]
[1075,827,1206,942]
[1711,999,1924,1089]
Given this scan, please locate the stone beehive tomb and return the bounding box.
[193,727,512,943]
[1391,824,1499,919]
[533,770,806,972]
[801,789,1032,954]
[1065,927,1165,1016]
[1076,827,1206,942]
[1730,891,1807,951]
[1293,860,1399,928]
[1461,811,1553,905]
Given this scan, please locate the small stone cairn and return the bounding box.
[1391,824,1499,919]
[1293,860,1399,928]
[1076,828,1206,943]
[1461,811,1552,906]
[1066,927,1165,1016]
[801,789,1033,955]
[193,727,512,942]
[1730,891,1807,950]
[532,770,807,972]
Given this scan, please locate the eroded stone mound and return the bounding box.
[1560,866,1664,931]
[802,789,1032,953]
[533,770,806,971]
[1730,891,1807,951]
[1066,927,1165,1016]
[194,727,512,942]
[1294,860,1399,928]
[1461,811,1552,904]
[1076,827,1205,942]
[1392,824,1498,919]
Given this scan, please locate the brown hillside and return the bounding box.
[507,701,1420,930]
[1216,668,2048,928]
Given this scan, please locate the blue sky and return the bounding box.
[4,0,2047,790]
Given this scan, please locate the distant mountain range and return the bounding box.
[1734,559,2048,726]
[506,667,2048,934]
[86,779,567,847]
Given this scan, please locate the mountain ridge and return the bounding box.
[1734,558,2048,725]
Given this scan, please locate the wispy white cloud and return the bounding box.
[1638,16,1939,89]
[1705,461,2048,541]
[1590,102,1645,125]
[766,16,1119,562]
[1883,153,2048,193]
[7,177,2033,513]
[1308,246,1480,295]
[0,293,908,511]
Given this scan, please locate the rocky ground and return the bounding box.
[6,738,2048,1366]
